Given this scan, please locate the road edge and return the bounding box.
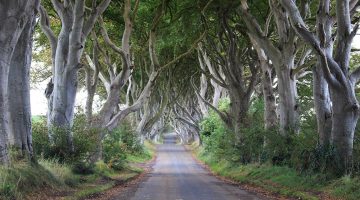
[184,144,293,200]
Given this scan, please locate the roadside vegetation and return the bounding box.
[193,99,360,200]
[2,0,360,199]
[0,116,155,200]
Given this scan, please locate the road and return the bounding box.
[128,133,266,200]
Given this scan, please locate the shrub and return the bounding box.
[71,161,95,175]
[102,121,145,170]
[32,118,50,158]
[32,114,97,164]
[32,115,147,171]
[199,98,347,176]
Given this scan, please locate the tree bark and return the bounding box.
[95,0,133,128]
[84,36,100,124]
[105,70,159,132]
[136,99,151,136]
[240,0,299,134]
[280,0,360,173]
[198,45,226,108]
[276,64,298,134]
[250,36,277,129]
[197,49,209,116]
[313,0,333,146]
[331,89,358,170]
[8,14,37,159]
[39,0,111,149]
[0,0,39,164]
[211,81,223,108]
[313,66,332,146]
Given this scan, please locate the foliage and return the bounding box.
[126,140,154,163]
[32,117,50,158]
[197,152,323,200]
[0,149,153,200]
[197,142,360,200]
[32,114,98,164]
[103,121,146,170]
[199,98,347,176]
[1,117,155,199]
[0,160,77,200]
[32,114,152,173]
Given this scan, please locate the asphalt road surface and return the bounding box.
[129,133,266,200]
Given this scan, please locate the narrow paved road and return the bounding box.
[129,133,265,200]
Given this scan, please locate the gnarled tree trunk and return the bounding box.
[39,0,111,149]
[281,0,360,173]
[240,0,300,134]
[313,0,333,146]
[250,36,277,129]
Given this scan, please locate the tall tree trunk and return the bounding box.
[212,83,223,108]
[0,47,11,165]
[276,64,298,134]
[95,0,133,128]
[313,66,332,146]
[198,44,225,109]
[8,15,37,159]
[0,0,39,164]
[250,36,277,129]
[261,64,277,130]
[39,0,111,149]
[240,0,299,135]
[48,4,78,146]
[85,84,95,124]
[136,100,151,136]
[197,49,209,116]
[313,0,333,146]
[229,89,251,141]
[331,87,359,171]
[84,37,100,125]
[281,0,360,173]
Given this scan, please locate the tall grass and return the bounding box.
[0,161,72,200]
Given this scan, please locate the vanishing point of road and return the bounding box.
[127,133,266,200]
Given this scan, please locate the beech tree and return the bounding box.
[102,2,205,132]
[39,0,111,148]
[0,0,39,164]
[136,83,170,139]
[280,0,360,173]
[197,44,227,113]
[78,1,205,161]
[240,0,302,134]
[249,36,277,130]
[194,10,260,141]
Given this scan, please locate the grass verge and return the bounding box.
[193,146,360,200]
[126,140,155,163]
[65,164,137,200]
[0,160,75,200]
[65,140,156,200]
[0,140,156,200]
